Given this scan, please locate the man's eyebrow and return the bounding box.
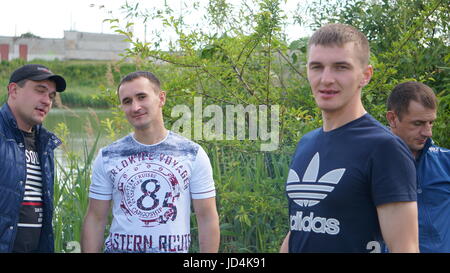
[35,84,49,89]
[308,61,322,66]
[334,61,352,65]
[411,118,435,123]
[121,91,148,101]
[307,61,352,66]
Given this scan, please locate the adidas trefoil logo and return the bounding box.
[286,152,345,207]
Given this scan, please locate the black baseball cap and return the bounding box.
[9,64,66,92]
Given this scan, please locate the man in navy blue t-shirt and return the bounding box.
[280,24,419,253]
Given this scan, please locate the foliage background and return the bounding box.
[0,0,448,252]
[100,0,448,252]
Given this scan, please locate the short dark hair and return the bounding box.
[308,23,370,65]
[11,79,27,88]
[117,71,161,95]
[6,79,27,97]
[387,81,437,120]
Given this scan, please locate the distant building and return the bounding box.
[0,31,129,61]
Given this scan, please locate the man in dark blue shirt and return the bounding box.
[387,81,450,253]
[0,64,66,252]
[280,24,419,253]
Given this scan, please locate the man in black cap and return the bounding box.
[0,64,66,252]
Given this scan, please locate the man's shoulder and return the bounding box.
[426,141,450,163]
[0,104,14,136]
[338,114,411,156]
[299,127,322,141]
[429,141,450,154]
[99,134,134,156]
[298,115,399,144]
[418,140,450,183]
[357,113,393,136]
[163,131,202,153]
[361,118,414,162]
[167,131,200,146]
[356,114,407,148]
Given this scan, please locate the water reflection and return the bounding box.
[44,108,115,168]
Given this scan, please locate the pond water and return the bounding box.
[43,107,117,165]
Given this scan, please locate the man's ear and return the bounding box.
[386,111,397,128]
[7,82,18,100]
[360,65,373,88]
[159,90,166,107]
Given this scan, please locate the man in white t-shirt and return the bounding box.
[81,71,220,253]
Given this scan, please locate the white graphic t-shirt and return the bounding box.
[89,131,216,253]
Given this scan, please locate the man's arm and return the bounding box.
[280,231,290,253]
[81,198,111,253]
[377,201,419,252]
[192,197,220,253]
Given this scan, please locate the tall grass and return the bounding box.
[217,148,290,253]
[190,144,291,253]
[53,133,101,253]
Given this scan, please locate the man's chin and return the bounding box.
[31,117,45,126]
[410,144,425,155]
[132,122,151,131]
[415,141,427,149]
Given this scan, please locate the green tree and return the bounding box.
[302,0,449,147]
[105,0,321,152]
[98,0,449,253]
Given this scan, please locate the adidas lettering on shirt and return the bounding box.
[286,114,417,253]
[89,131,216,253]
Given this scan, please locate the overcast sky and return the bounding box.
[0,0,311,46]
[1,0,132,38]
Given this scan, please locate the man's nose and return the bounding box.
[41,93,52,105]
[421,123,433,138]
[131,100,142,112]
[320,67,335,85]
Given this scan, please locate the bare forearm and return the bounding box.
[388,241,419,253]
[377,201,419,253]
[81,213,108,253]
[280,231,290,253]
[197,216,220,253]
[193,197,220,253]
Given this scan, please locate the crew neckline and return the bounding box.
[321,113,370,135]
[130,130,170,146]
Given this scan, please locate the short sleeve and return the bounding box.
[89,149,113,200]
[370,137,417,206]
[190,145,216,199]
